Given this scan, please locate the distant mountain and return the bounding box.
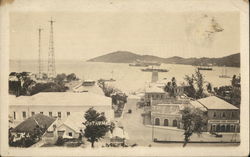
[87,51,240,67]
[87,51,141,63]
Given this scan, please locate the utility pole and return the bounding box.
[38,28,43,79]
[48,18,56,79]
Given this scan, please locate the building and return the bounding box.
[10,114,56,142]
[190,96,240,132]
[9,92,114,127]
[42,114,85,144]
[73,80,104,95]
[109,127,129,146]
[143,81,188,106]
[151,104,183,128]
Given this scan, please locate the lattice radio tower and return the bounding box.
[38,28,43,79]
[47,18,56,78]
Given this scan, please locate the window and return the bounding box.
[155,118,160,125]
[13,112,16,120]
[216,125,220,132]
[67,112,70,117]
[68,132,72,137]
[49,112,52,117]
[221,125,225,132]
[230,125,235,132]
[58,112,61,118]
[232,112,237,118]
[213,112,216,118]
[22,111,26,119]
[164,119,169,126]
[40,112,43,114]
[31,112,35,116]
[222,112,226,118]
[173,120,177,127]
[212,125,216,132]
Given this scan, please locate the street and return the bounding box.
[117,98,240,147]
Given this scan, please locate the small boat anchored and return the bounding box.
[141,67,169,72]
[197,64,213,71]
[129,60,161,67]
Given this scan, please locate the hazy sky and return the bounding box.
[10,12,239,60]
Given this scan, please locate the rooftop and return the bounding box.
[197,96,238,110]
[10,92,111,107]
[12,114,56,133]
[190,101,207,111]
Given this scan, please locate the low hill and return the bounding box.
[87,51,240,67]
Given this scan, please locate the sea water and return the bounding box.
[10,60,240,93]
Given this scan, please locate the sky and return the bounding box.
[10,12,239,60]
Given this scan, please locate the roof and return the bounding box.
[197,96,238,110]
[60,114,85,133]
[12,114,56,133]
[190,101,207,111]
[111,127,129,139]
[10,92,111,107]
[73,84,104,95]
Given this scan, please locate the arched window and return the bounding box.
[221,125,225,132]
[164,119,169,126]
[212,125,216,132]
[226,125,230,132]
[173,120,177,127]
[155,118,160,126]
[230,125,235,132]
[216,125,220,132]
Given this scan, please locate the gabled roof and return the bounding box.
[190,101,207,111]
[12,114,56,134]
[197,96,238,110]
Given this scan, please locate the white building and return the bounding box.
[9,92,114,127]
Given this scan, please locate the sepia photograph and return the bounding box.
[0,0,249,156]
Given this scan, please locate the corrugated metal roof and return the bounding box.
[197,96,238,110]
[12,114,56,133]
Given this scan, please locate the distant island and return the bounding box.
[87,51,240,67]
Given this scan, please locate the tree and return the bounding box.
[54,73,67,85]
[184,70,206,99]
[181,107,207,147]
[83,107,110,148]
[66,73,77,82]
[206,83,212,93]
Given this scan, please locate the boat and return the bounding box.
[129,60,161,67]
[141,68,169,72]
[219,66,230,78]
[198,67,213,71]
[129,63,149,67]
[197,63,213,71]
[82,80,96,86]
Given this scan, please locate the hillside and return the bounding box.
[87,51,240,67]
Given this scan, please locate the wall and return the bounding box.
[10,105,114,127]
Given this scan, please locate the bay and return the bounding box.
[10,60,240,94]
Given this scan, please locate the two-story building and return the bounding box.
[151,104,183,128]
[190,96,240,132]
[9,92,114,127]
